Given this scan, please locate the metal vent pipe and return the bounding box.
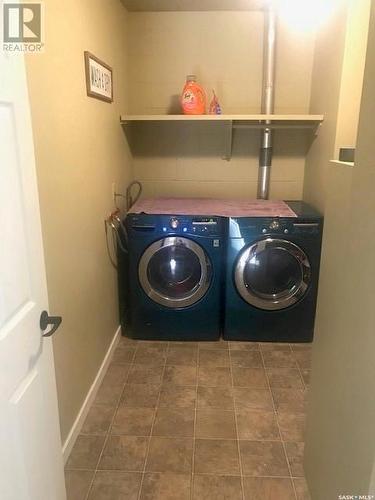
[257,7,277,200]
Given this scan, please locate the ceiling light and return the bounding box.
[270,0,342,33]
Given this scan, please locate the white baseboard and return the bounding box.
[62,325,121,463]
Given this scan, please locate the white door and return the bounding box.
[0,46,66,500]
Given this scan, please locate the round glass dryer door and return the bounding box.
[234,238,311,311]
[138,237,212,308]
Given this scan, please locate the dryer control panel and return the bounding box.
[229,217,323,239]
[260,219,321,236]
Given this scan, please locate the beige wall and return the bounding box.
[26,0,132,442]
[304,3,375,497]
[334,0,371,159]
[126,11,315,199]
[303,0,371,212]
[303,4,347,212]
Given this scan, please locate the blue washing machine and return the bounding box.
[224,201,323,342]
[120,213,225,341]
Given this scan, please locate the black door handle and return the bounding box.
[40,310,62,337]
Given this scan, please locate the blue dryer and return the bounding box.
[224,201,323,342]
[121,213,225,340]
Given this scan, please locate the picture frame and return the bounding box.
[84,51,113,103]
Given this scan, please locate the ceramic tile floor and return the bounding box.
[65,338,312,500]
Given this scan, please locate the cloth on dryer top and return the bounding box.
[130,197,297,218]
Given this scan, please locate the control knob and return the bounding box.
[269,220,280,230]
[170,217,179,229]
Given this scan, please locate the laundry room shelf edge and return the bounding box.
[120,114,324,160]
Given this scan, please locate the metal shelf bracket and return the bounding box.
[223,120,234,161]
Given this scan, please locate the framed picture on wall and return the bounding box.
[84,51,113,103]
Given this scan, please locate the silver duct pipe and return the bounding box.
[257,7,277,200]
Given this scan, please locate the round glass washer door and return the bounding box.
[234,238,311,311]
[138,237,212,308]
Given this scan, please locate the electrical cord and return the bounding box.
[114,180,142,211]
[104,212,129,269]
[111,218,128,254]
[106,180,142,268]
[113,214,129,249]
[126,180,142,211]
[104,219,118,269]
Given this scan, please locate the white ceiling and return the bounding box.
[121,0,267,12]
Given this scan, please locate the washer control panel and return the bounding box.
[191,218,219,235]
[127,214,223,238]
[159,216,222,236]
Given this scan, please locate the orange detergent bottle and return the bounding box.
[181,75,206,115]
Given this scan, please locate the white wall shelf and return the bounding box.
[120,113,323,124]
[330,160,354,167]
[120,114,324,161]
